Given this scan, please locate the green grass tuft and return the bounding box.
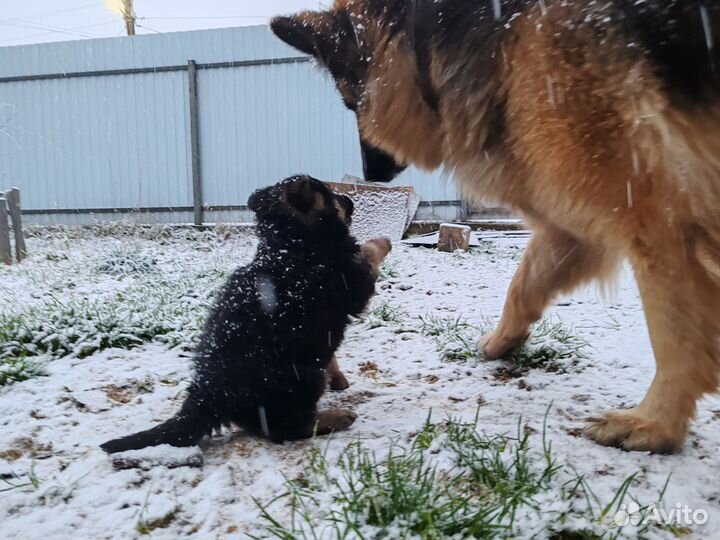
[96,245,157,276]
[0,466,41,493]
[508,319,589,374]
[378,263,399,281]
[420,313,484,363]
[0,271,226,385]
[255,412,669,539]
[364,301,406,329]
[136,507,180,535]
[0,356,47,386]
[419,313,588,373]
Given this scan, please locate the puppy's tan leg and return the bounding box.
[482,226,617,359]
[314,409,357,435]
[327,354,350,391]
[585,248,720,453]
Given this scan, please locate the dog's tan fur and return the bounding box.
[273,0,720,452]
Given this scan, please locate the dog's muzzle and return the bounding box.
[361,140,407,182]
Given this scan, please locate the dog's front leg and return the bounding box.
[481,225,617,359]
[585,243,720,453]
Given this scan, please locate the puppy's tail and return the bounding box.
[100,398,211,454]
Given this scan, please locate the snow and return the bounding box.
[110,445,204,470]
[0,226,719,539]
[339,176,420,242]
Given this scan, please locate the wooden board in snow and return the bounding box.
[328,177,420,242]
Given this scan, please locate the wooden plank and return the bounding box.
[6,188,26,261]
[0,197,11,265]
[332,175,415,194]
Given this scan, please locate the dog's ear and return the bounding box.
[286,177,319,214]
[271,12,337,60]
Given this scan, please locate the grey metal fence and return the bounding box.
[0,26,463,226]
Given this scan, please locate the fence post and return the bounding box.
[188,59,204,226]
[6,188,26,261]
[0,198,11,265]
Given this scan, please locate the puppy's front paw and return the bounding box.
[361,238,392,265]
[368,237,392,258]
[584,409,685,454]
[315,409,357,434]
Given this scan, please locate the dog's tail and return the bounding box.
[100,398,212,454]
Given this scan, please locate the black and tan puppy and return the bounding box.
[101,176,391,452]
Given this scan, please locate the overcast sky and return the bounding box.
[1,1,326,47]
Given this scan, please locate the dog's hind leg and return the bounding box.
[327,355,350,391]
[259,406,357,442]
[481,225,618,359]
[585,240,720,453]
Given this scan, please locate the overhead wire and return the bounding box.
[0,2,99,25]
[138,15,270,21]
[1,8,279,46]
[0,21,119,45]
[0,17,100,38]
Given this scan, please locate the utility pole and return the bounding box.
[121,0,136,36]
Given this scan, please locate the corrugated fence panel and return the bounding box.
[198,60,459,206]
[198,61,364,205]
[0,71,191,211]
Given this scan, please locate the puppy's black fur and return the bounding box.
[101,176,377,453]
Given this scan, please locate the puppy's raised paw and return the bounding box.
[362,238,392,264]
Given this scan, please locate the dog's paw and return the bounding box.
[316,409,357,434]
[584,409,685,454]
[328,371,350,391]
[478,330,529,359]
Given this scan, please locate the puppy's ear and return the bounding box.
[286,178,319,214]
[340,195,354,217]
[248,186,271,213]
[271,12,336,60]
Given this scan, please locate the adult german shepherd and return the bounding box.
[272,1,720,453]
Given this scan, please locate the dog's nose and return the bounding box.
[361,141,406,182]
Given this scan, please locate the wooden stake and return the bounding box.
[6,188,26,262]
[0,198,11,265]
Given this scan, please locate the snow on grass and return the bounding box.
[0,225,253,384]
[0,225,718,539]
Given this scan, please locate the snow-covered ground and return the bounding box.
[0,225,718,539]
